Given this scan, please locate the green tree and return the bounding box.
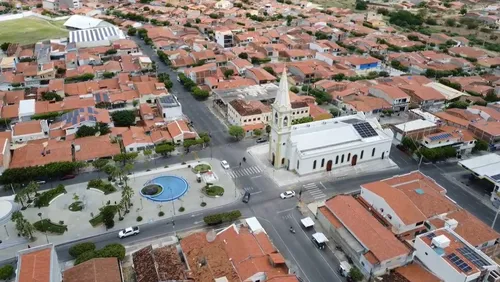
[460,7,467,14]
[155,143,175,155]
[485,92,500,102]
[265,124,271,135]
[92,159,109,176]
[113,152,138,165]
[0,265,14,280]
[445,18,456,27]
[263,66,275,76]
[290,86,299,93]
[41,91,62,101]
[355,0,367,10]
[101,205,115,229]
[192,87,209,100]
[253,129,262,136]
[229,125,245,140]
[329,108,341,117]
[76,125,98,138]
[111,110,136,127]
[121,186,134,213]
[103,72,114,79]
[223,69,234,78]
[127,27,137,36]
[238,52,249,60]
[25,181,39,202]
[473,139,488,152]
[401,137,418,151]
[349,267,364,282]
[0,42,10,52]
[14,192,27,209]
[447,101,469,109]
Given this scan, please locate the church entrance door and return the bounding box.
[272,153,275,166]
[326,160,332,171]
[351,155,358,166]
[381,152,385,159]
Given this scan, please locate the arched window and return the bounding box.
[321,158,325,168]
[361,150,364,159]
[313,160,317,169]
[335,156,339,164]
[372,148,376,157]
[274,112,278,125]
[347,153,351,162]
[283,116,288,127]
[281,158,285,165]
[341,154,344,163]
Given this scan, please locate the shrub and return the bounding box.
[69,201,84,211]
[137,216,143,222]
[0,264,14,280]
[34,184,66,207]
[98,243,126,260]
[75,250,98,265]
[69,242,96,258]
[88,179,104,188]
[100,183,117,195]
[141,185,162,196]
[158,211,165,217]
[203,210,241,225]
[88,179,117,195]
[33,219,68,234]
[194,164,211,173]
[200,202,207,207]
[89,214,104,227]
[179,207,185,212]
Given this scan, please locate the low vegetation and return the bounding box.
[69,242,96,258]
[33,219,68,235]
[203,184,224,197]
[34,184,66,207]
[0,265,14,280]
[89,205,118,227]
[194,164,211,173]
[87,179,117,195]
[74,243,125,265]
[69,201,84,212]
[141,184,162,196]
[203,210,241,225]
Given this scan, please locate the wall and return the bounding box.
[0,11,70,22]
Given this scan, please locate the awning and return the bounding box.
[312,232,329,244]
[301,217,314,228]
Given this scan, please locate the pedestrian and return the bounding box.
[239,162,241,167]
[27,245,31,249]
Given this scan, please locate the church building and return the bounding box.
[268,69,394,176]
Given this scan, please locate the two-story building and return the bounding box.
[369,85,411,112]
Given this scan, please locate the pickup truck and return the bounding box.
[118,226,140,239]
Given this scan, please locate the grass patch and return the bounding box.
[194,164,211,173]
[34,219,68,234]
[0,17,68,44]
[69,201,84,212]
[203,185,224,197]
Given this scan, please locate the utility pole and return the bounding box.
[492,205,500,229]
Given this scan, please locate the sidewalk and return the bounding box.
[0,158,239,261]
[248,144,399,188]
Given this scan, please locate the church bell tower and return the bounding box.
[269,68,292,169]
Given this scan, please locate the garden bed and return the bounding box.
[87,179,117,195]
[202,185,224,197]
[194,164,211,173]
[141,184,162,196]
[34,219,68,234]
[89,205,118,227]
[34,184,67,207]
[69,201,84,211]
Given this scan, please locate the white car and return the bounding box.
[280,191,296,199]
[118,226,140,239]
[221,160,230,169]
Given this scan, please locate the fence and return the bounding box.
[0,11,69,22]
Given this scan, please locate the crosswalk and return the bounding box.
[302,183,326,200]
[227,166,262,179]
[243,186,261,195]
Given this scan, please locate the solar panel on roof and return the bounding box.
[95,94,101,103]
[72,116,77,124]
[353,122,378,138]
[491,174,500,181]
[457,246,490,268]
[88,107,93,114]
[103,94,109,102]
[429,133,452,141]
[446,253,473,272]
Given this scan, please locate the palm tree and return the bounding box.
[14,192,27,209]
[25,181,40,202]
[122,186,134,212]
[119,197,128,215]
[21,219,35,240]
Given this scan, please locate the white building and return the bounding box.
[215,30,234,49]
[69,27,126,48]
[64,15,113,30]
[18,99,36,122]
[459,154,500,206]
[156,95,183,121]
[268,69,393,175]
[415,229,500,282]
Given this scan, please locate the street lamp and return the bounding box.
[37,213,49,244]
[168,186,176,236]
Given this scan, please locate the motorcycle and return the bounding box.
[289,227,296,234]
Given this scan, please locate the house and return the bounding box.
[16,244,61,282]
[343,95,392,117]
[50,107,111,136]
[393,119,438,142]
[317,195,412,276]
[422,126,476,155]
[156,95,183,121]
[11,120,49,143]
[415,229,500,282]
[343,56,380,74]
[111,126,171,153]
[398,84,446,111]
[63,258,122,282]
[180,218,298,281]
[132,245,186,282]
[215,29,234,48]
[184,63,217,84]
[245,68,276,84]
[229,58,253,75]
[166,119,196,144]
[368,85,411,112]
[467,120,500,150]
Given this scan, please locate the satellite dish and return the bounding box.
[206,229,216,242]
[94,131,101,137]
[42,141,49,148]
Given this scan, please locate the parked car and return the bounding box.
[118,226,140,239]
[256,138,267,143]
[242,191,251,203]
[220,160,230,169]
[60,174,76,180]
[280,190,296,199]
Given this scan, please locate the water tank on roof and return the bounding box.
[445,218,458,230]
[432,234,451,249]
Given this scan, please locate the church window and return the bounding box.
[281,158,285,165]
[361,150,364,159]
[297,160,300,169]
[283,116,288,127]
[372,148,376,157]
[341,154,344,163]
[274,112,278,125]
[335,156,339,164]
[321,158,325,168]
[313,160,316,169]
[347,153,351,161]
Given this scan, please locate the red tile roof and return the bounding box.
[18,248,51,282]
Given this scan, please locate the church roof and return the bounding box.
[273,68,291,111]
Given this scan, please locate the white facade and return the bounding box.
[157,95,182,121]
[215,30,234,49]
[268,70,393,175]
